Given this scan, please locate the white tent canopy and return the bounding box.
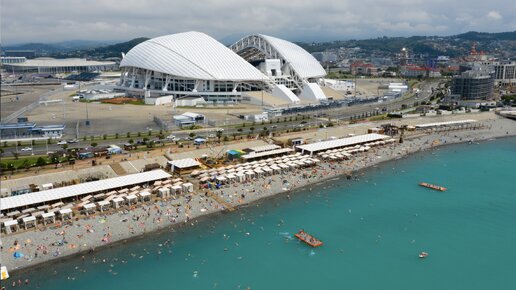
[296,133,389,155]
[241,148,294,160]
[1,170,171,212]
[168,158,201,171]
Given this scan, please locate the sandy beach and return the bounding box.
[1,116,514,277]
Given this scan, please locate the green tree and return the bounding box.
[232,132,237,140]
[237,128,243,133]
[21,158,31,170]
[8,163,15,174]
[115,133,119,139]
[250,127,255,133]
[126,132,131,138]
[61,144,68,151]
[103,134,107,140]
[11,152,19,160]
[0,148,3,156]
[143,137,149,142]
[91,142,98,148]
[128,139,134,144]
[148,130,152,136]
[216,130,223,142]
[36,156,47,166]
[189,132,195,138]
[137,132,141,137]
[83,136,87,141]
[223,136,229,142]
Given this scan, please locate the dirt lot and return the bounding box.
[0,84,60,118]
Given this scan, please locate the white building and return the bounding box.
[119,31,328,106]
[119,31,267,105]
[2,57,116,74]
[231,34,327,103]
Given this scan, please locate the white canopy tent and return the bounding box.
[41,212,56,225]
[97,201,111,212]
[22,216,36,229]
[139,191,152,201]
[168,158,201,173]
[58,208,73,221]
[83,203,96,215]
[296,133,389,155]
[3,219,19,233]
[1,170,171,212]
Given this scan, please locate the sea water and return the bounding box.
[9,137,516,290]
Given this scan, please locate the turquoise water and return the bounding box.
[9,137,516,290]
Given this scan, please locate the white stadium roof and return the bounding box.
[0,170,171,211]
[258,34,326,79]
[120,31,267,81]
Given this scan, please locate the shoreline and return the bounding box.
[3,117,515,276]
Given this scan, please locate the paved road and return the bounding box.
[3,80,439,156]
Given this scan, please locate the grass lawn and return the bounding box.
[0,155,47,169]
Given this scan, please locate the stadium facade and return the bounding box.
[119,31,327,105]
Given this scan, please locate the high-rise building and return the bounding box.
[493,61,516,88]
[451,65,495,100]
[399,48,409,66]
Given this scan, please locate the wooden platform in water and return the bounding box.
[419,182,447,192]
[294,230,323,247]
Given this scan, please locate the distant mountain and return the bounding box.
[2,42,61,53]
[34,37,150,59]
[453,31,516,41]
[2,40,116,55]
[4,30,514,60]
[297,31,516,57]
[51,40,115,50]
[87,37,149,58]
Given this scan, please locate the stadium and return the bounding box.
[118,31,328,105]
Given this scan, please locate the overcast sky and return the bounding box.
[2,0,515,44]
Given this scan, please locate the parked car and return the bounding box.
[67,139,79,143]
[165,135,176,140]
[21,147,32,151]
[57,140,67,145]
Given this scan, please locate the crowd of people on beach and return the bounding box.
[2,117,515,285]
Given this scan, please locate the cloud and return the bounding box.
[486,11,502,20]
[1,0,515,44]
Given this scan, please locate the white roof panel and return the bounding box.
[242,148,293,160]
[168,158,200,169]
[248,144,281,153]
[259,34,326,79]
[0,170,171,211]
[120,31,267,81]
[296,133,390,153]
[415,119,477,128]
